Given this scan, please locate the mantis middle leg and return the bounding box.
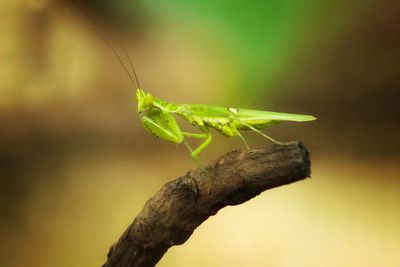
[183,129,215,193]
[183,128,212,162]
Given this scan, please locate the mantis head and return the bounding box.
[136,88,183,144]
[136,89,154,113]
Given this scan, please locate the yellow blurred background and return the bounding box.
[1,0,399,266]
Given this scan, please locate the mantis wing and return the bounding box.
[183,104,315,121]
[234,108,316,130]
[182,104,315,130]
[234,108,316,122]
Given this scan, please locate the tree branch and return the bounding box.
[103,141,311,267]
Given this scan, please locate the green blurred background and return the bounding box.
[1,0,399,266]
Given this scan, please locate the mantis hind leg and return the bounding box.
[237,131,249,150]
[240,121,284,145]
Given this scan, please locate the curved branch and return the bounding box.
[103,141,311,267]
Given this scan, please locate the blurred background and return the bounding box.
[1,0,399,266]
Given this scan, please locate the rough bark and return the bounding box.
[103,141,311,267]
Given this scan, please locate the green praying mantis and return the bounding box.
[137,89,316,162]
[110,46,316,163]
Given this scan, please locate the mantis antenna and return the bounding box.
[100,35,142,90]
[120,44,141,89]
[74,6,141,89]
[103,38,139,89]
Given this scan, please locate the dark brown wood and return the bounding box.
[103,141,311,267]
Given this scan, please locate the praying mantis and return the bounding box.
[110,46,316,163]
[137,89,316,162]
